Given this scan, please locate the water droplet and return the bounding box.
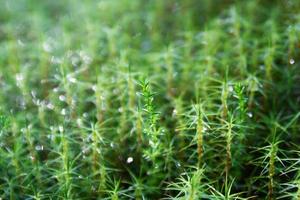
[172,109,177,117]
[47,134,55,141]
[61,108,67,116]
[29,155,35,161]
[67,74,77,83]
[83,113,88,118]
[76,118,82,126]
[127,157,133,164]
[59,125,64,133]
[290,58,295,65]
[35,145,44,151]
[53,87,59,93]
[110,142,115,148]
[79,51,92,65]
[47,103,54,110]
[92,85,97,92]
[15,73,24,87]
[247,112,253,118]
[17,39,25,47]
[118,107,123,113]
[59,95,66,102]
[43,41,52,52]
[259,65,265,70]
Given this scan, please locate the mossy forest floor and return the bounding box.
[1,0,300,199]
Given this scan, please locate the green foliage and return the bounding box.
[0,115,9,131]
[0,0,300,199]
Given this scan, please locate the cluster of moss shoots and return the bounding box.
[1,0,300,199]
